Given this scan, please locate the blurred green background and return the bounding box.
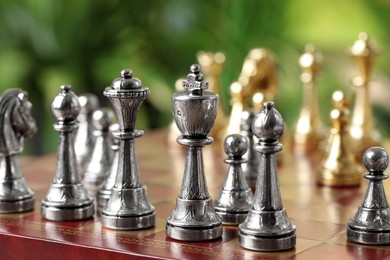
[1,0,390,154]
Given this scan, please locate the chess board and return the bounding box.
[1,129,390,259]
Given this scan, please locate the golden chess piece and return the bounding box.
[318,91,363,187]
[349,32,382,161]
[228,48,277,134]
[293,44,326,153]
[197,51,227,142]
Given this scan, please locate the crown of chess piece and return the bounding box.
[197,51,228,142]
[166,64,222,241]
[97,123,120,208]
[318,91,363,187]
[41,85,94,221]
[349,32,382,161]
[0,89,37,213]
[240,110,260,186]
[238,102,296,251]
[347,146,390,244]
[214,134,254,225]
[228,48,277,134]
[82,108,114,195]
[74,93,99,178]
[101,69,155,230]
[293,44,326,153]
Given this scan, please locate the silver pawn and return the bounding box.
[238,102,296,251]
[97,123,120,208]
[167,64,222,241]
[101,69,155,230]
[41,85,94,221]
[74,94,99,178]
[240,111,260,187]
[0,89,37,213]
[83,108,114,195]
[347,147,390,244]
[214,134,254,225]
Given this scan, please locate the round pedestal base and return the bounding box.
[96,192,110,209]
[347,226,390,245]
[101,211,155,230]
[0,196,34,213]
[215,210,248,226]
[238,230,296,251]
[166,223,222,241]
[41,202,94,221]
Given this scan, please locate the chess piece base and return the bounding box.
[96,190,110,209]
[41,202,94,221]
[238,230,296,251]
[215,210,249,225]
[166,223,222,241]
[0,196,34,213]
[347,225,390,245]
[318,170,361,187]
[101,212,155,230]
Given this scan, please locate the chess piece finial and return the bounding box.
[101,69,155,230]
[41,85,94,221]
[214,134,253,225]
[74,93,99,178]
[238,102,296,251]
[0,89,37,213]
[318,91,363,187]
[228,48,277,134]
[82,108,114,195]
[349,33,382,161]
[293,44,325,153]
[347,147,390,244]
[167,64,222,241]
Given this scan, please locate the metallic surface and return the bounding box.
[349,33,382,161]
[238,102,296,251]
[41,85,94,221]
[167,64,222,241]
[0,89,37,213]
[228,48,277,134]
[347,147,390,244]
[293,44,325,153]
[83,108,114,195]
[318,91,363,187]
[101,69,155,230]
[214,134,253,225]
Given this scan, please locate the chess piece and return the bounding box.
[101,69,155,230]
[347,146,390,244]
[293,44,325,153]
[349,33,382,161]
[197,51,227,142]
[83,108,114,194]
[168,78,186,145]
[41,85,94,221]
[318,91,363,187]
[214,134,254,225]
[167,64,222,241]
[238,102,296,251]
[0,89,37,213]
[228,48,277,134]
[97,123,120,208]
[240,111,260,186]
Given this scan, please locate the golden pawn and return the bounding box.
[318,91,363,187]
[228,48,277,134]
[293,44,326,153]
[349,32,382,161]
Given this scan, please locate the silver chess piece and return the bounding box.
[347,147,390,244]
[238,102,296,251]
[97,123,120,208]
[41,85,94,221]
[0,89,37,213]
[166,64,222,241]
[101,69,155,230]
[83,108,114,195]
[240,110,260,186]
[214,134,254,225]
[74,93,99,178]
